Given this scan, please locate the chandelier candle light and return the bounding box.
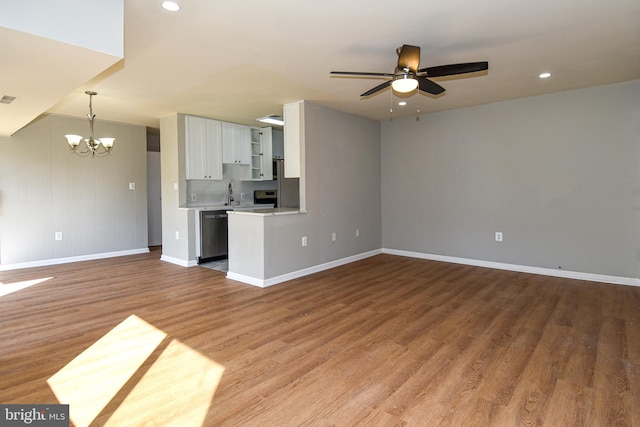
[65,91,115,157]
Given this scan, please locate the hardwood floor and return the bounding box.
[1,249,638,426]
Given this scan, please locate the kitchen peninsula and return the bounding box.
[159,106,303,272]
[160,101,382,289]
[227,206,305,287]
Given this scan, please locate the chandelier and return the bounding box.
[65,91,115,157]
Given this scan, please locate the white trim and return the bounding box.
[225,271,265,287]
[160,254,198,267]
[0,248,150,271]
[226,249,382,288]
[383,248,640,287]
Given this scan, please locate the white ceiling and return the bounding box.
[1,0,639,136]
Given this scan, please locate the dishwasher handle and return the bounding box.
[203,213,228,219]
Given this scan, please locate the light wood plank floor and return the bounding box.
[1,248,638,426]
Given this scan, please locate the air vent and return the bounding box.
[0,95,17,104]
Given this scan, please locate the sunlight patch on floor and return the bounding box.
[106,339,225,427]
[47,314,225,427]
[0,277,53,297]
[47,315,167,426]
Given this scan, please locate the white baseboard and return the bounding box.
[383,248,640,287]
[0,248,150,271]
[226,249,383,288]
[225,271,265,287]
[160,255,198,267]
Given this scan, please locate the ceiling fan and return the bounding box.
[330,44,488,97]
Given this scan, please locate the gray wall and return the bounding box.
[0,114,148,266]
[159,114,194,264]
[147,151,162,246]
[382,80,640,279]
[262,102,382,278]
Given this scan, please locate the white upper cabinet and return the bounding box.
[185,115,223,180]
[283,101,302,178]
[250,127,273,181]
[222,122,251,165]
[272,128,284,159]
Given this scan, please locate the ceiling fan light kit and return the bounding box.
[330,44,488,99]
[392,74,419,93]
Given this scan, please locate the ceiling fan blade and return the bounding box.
[361,80,392,97]
[330,71,394,78]
[418,62,488,77]
[397,44,421,72]
[418,77,445,95]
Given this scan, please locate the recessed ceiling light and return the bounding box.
[398,101,407,106]
[539,72,552,79]
[161,1,180,12]
[257,115,284,126]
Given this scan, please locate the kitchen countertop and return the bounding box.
[228,207,303,216]
[181,204,272,211]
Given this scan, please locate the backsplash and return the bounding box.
[187,164,276,206]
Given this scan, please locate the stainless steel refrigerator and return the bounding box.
[274,159,300,208]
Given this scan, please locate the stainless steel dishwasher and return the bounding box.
[199,210,228,262]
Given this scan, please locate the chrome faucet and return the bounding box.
[227,182,234,205]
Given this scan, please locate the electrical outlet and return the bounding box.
[175,231,180,240]
[173,182,179,191]
[129,182,136,190]
[356,229,360,237]
[191,194,197,202]
[495,232,503,242]
[55,232,63,241]
[332,232,336,242]
[302,236,307,247]
[240,193,245,201]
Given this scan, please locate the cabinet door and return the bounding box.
[221,122,235,164]
[185,115,222,180]
[272,128,284,159]
[236,126,251,164]
[185,115,207,179]
[283,102,301,177]
[260,127,273,180]
[222,122,251,165]
[204,119,223,180]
